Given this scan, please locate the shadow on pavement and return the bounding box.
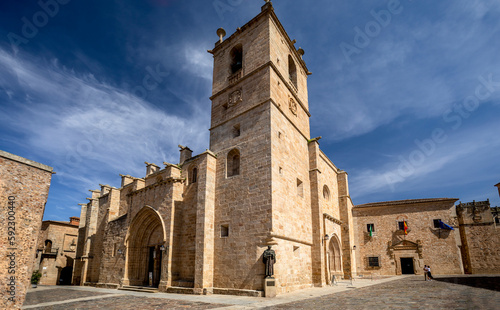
[435,277,500,292]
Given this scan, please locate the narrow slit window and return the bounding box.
[191,168,198,183]
[221,225,229,238]
[233,124,241,138]
[288,55,297,89]
[297,179,303,197]
[227,149,240,177]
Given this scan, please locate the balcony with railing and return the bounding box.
[228,69,242,85]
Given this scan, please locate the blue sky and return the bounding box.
[1,0,499,221]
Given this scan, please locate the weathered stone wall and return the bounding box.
[97,215,127,286]
[270,103,313,293]
[0,150,53,309]
[353,199,463,276]
[211,102,273,291]
[456,201,500,274]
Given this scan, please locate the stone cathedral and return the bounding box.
[73,2,356,296]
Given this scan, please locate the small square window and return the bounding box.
[433,219,441,229]
[367,223,375,234]
[221,225,229,238]
[368,257,380,267]
[398,221,407,231]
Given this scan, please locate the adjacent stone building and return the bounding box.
[0,150,54,309]
[32,217,79,285]
[456,198,500,274]
[353,198,463,277]
[73,2,356,296]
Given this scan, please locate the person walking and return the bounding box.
[427,265,434,280]
[423,265,428,281]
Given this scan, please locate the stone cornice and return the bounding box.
[323,213,342,225]
[0,149,54,173]
[355,198,459,209]
[209,61,311,118]
[268,232,313,247]
[318,150,339,173]
[126,177,184,196]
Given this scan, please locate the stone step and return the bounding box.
[118,286,158,293]
[166,286,196,295]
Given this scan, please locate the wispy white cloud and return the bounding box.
[181,43,213,80]
[350,121,500,202]
[0,49,209,190]
[313,0,500,141]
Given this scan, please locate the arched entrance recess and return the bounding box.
[327,234,343,281]
[125,206,166,287]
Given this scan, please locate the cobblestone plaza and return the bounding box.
[24,275,499,309]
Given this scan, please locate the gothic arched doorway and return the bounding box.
[327,235,342,281]
[125,206,166,287]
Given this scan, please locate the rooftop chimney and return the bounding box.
[69,217,80,226]
[179,145,193,164]
[145,162,160,177]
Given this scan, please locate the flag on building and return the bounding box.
[404,221,408,235]
[438,220,454,230]
[369,225,373,237]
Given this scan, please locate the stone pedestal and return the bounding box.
[264,277,277,298]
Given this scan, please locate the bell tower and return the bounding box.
[208,1,311,153]
[207,1,342,294]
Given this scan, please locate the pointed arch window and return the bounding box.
[323,185,330,201]
[230,45,243,74]
[227,149,240,177]
[44,240,53,253]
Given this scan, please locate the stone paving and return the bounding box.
[21,275,500,310]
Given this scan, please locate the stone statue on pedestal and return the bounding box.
[263,246,276,278]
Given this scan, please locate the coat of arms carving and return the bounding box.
[228,89,243,108]
[289,97,297,115]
